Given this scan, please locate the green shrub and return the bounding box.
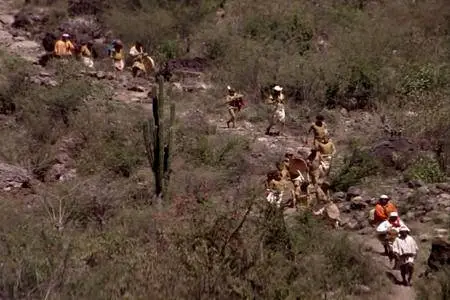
[397,64,437,96]
[331,146,382,191]
[404,156,446,183]
[181,133,250,169]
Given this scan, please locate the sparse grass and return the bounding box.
[2,0,450,297]
[416,268,450,300]
[0,48,387,298]
[331,143,382,191]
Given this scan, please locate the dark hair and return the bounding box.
[307,149,317,160]
[135,41,143,49]
[316,115,325,121]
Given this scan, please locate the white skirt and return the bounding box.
[271,106,285,124]
[114,59,125,71]
[266,190,283,206]
[82,56,94,68]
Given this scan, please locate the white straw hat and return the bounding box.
[273,85,283,91]
[389,211,398,218]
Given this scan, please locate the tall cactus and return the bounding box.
[143,75,175,202]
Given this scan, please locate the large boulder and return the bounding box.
[42,32,56,52]
[0,162,32,190]
[12,7,50,33]
[57,16,103,41]
[370,137,420,171]
[68,0,109,16]
[158,57,209,81]
[427,237,450,272]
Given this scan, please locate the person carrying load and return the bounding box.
[224,86,245,128]
[54,33,75,57]
[316,135,336,176]
[265,85,286,136]
[129,41,155,77]
[110,40,125,71]
[308,115,328,148]
[79,41,94,68]
[376,211,408,260]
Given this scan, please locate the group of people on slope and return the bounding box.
[51,34,154,76]
[371,195,419,286]
[224,85,286,135]
[107,40,155,76]
[229,84,420,286]
[262,111,338,213]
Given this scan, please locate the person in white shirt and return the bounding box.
[376,211,408,259]
[392,225,419,286]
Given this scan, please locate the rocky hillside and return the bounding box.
[0,0,449,299]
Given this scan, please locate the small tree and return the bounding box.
[143,75,175,203]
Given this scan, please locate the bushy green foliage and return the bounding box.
[404,156,446,183]
[0,54,146,178]
[331,146,382,191]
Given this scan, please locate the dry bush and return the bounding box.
[416,268,450,300]
[0,54,147,180]
[0,181,387,299]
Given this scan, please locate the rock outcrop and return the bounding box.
[370,137,420,171]
[427,234,450,272]
[0,162,32,190]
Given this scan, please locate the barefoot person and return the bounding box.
[224,86,244,128]
[370,194,398,226]
[317,135,336,176]
[266,85,286,135]
[266,171,285,207]
[392,225,419,286]
[376,211,407,260]
[110,40,125,71]
[308,115,328,148]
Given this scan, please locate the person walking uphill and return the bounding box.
[54,33,75,57]
[392,226,419,286]
[110,40,125,71]
[317,135,336,175]
[306,149,326,203]
[266,85,286,136]
[370,194,398,226]
[376,211,408,260]
[308,115,328,148]
[79,41,94,68]
[129,41,155,77]
[224,86,245,128]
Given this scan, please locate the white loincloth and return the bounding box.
[114,59,125,71]
[82,56,94,68]
[291,171,307,183]
[320,156,332,174]
[271,103,285,124]
[266,189,283,207]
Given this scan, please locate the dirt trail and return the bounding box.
[0,2,418,299]
[357,236,417,300]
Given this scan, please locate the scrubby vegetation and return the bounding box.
[0,50,389,298]
[2,0,450,297]
[331,145,382,191]
[102,0,450,175]
[416,268,450,300]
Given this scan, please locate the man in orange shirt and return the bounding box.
[371,194,397,226]
[54,33,75,57]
